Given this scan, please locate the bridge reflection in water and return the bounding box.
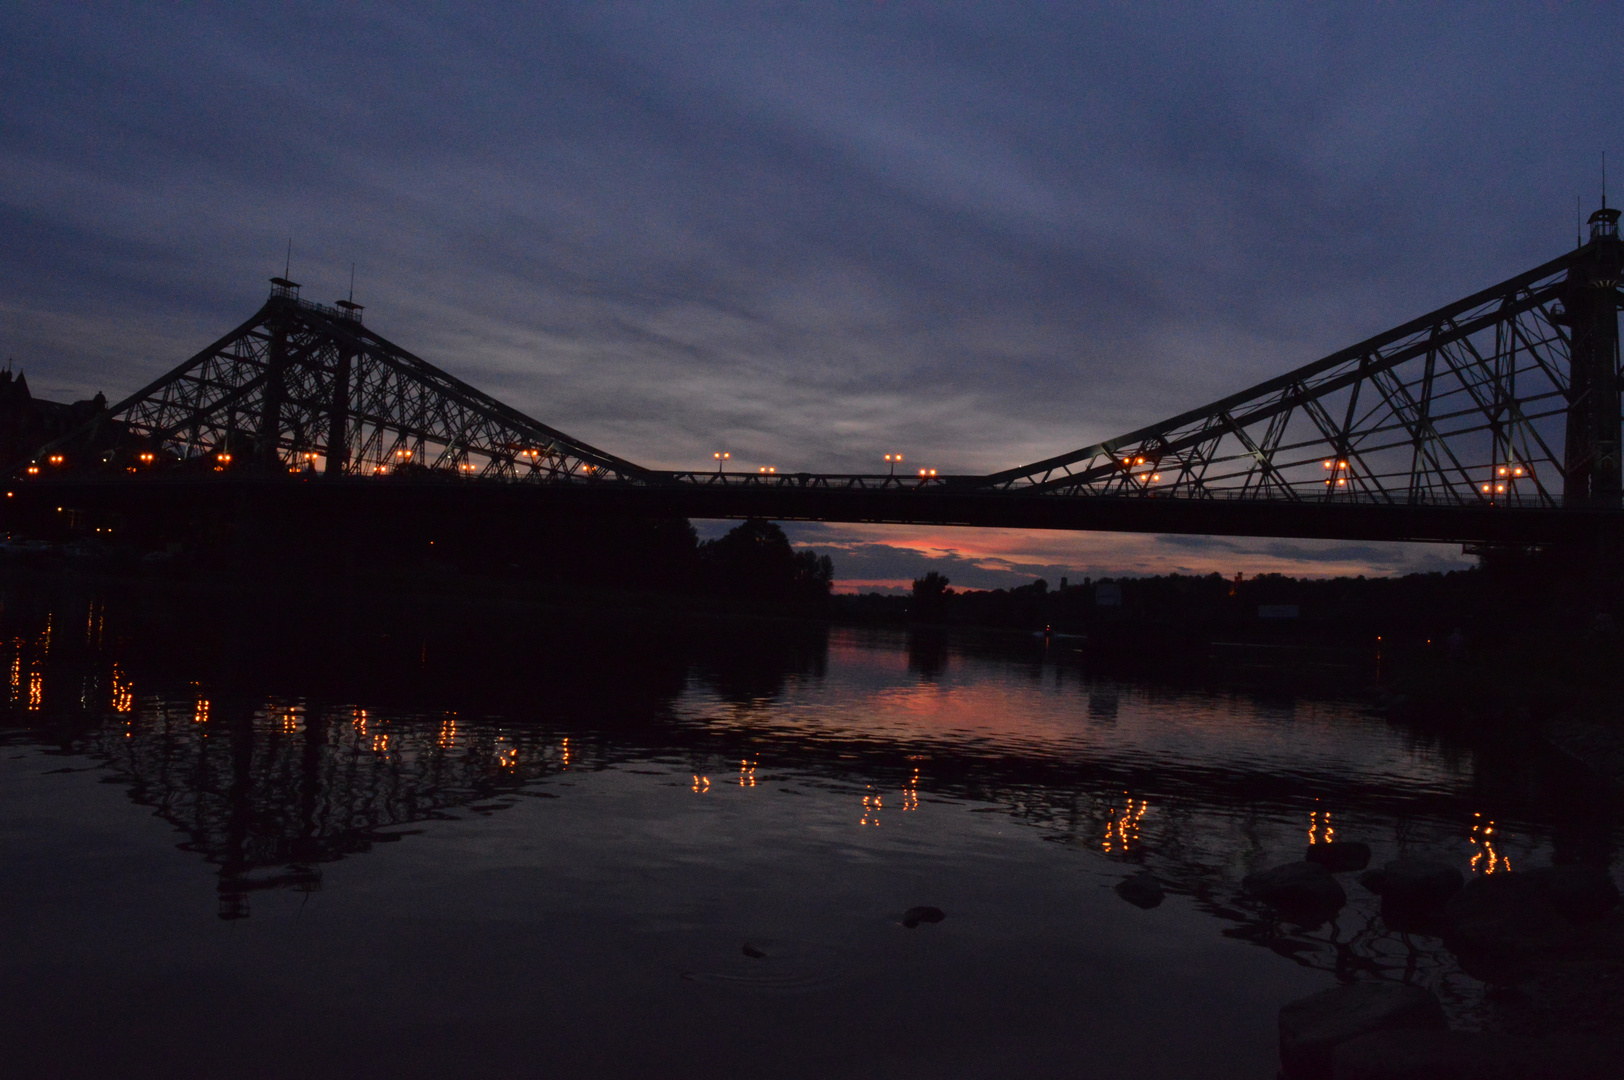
[0,581,1615,1051]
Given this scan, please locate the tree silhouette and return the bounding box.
[910,571,954,621]
[698,519,832,604]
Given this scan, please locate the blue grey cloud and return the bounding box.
[1,3,1615,574]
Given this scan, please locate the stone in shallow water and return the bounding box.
[1278,982,1447,1080]
[1242,861,1347,917]
[1525,864,1621,923]
[1306,841,1372,873]
[1330,1029,1529,1080]
[1114,871,1164,909]
[1441,871,1579,979]
[901,906,944,928]
[1379,860,1463,929]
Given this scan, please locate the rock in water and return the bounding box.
[1330,1029,1530,1080]
[1441,871,1580,978]
[1277,982,1446,1080]
[1378,860,1463,929]
[1115,871,1165,909]
[901,906,945,928]
[1305,841,1372,873]
[741,943,766,959]
[1524,864,1620,922]
[1242,861,1347,918]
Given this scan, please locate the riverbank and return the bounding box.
[1353,633,1624,1077]
[1379,632,1624,786]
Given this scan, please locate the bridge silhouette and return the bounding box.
[11,211,1624,549]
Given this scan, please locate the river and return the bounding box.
[0,580,1614,1078]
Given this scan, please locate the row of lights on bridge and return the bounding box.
[713,452,787,475]
[1481,463,1527,496]
[25,445,570,476]
[1326,457,1533,496]
[886,453,936,477]
[711,451,937,477]
[1322,456,1531,497]
[1121,455,1162,483]
[885,453,938,478]
[8,447,1536,495]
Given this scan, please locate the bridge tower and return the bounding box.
[1562,207,1623,508]
[259,276,300,471]
[19,276,654,484]
[324,298,362,476]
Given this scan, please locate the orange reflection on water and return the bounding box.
[902,766,920,811]
[860,785,882,826]
[692,774,710,794]
[193,698,210,724]
[1469,812,1510,874]
[1308,801,1334,845]
[1102,792,1147,853]
[560,737,571,770]
[353,708,368,736]
[437,715,458,749]
[109,665,132,713]
[739,759,756,787]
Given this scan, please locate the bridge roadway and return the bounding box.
[11,472,1621,546]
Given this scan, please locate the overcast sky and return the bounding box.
[3,3,1619,588]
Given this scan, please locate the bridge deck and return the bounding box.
[9,475,1619,546]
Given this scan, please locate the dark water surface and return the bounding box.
[0,580,1616,1078]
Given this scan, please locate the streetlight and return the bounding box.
[884,453,903,476]
[713,451,730,474]
[758,466,776,475]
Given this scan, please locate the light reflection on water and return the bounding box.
[0,587,1616,1079]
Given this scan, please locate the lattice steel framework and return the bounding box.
[21,226,1622,545]
[75,278,653,483]
[972,223,1624,510]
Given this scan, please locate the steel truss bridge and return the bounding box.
[10,213,1624,548]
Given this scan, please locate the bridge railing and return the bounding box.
[16,461,1592,511]
[659,471,957,491]
[656,470,1578,509]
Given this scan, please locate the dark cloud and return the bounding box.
[1152,533,1465,572]
[2,3,1615,574]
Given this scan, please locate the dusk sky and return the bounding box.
[4,3,1621,589]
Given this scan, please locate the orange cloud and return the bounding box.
[784,521,1470,590]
